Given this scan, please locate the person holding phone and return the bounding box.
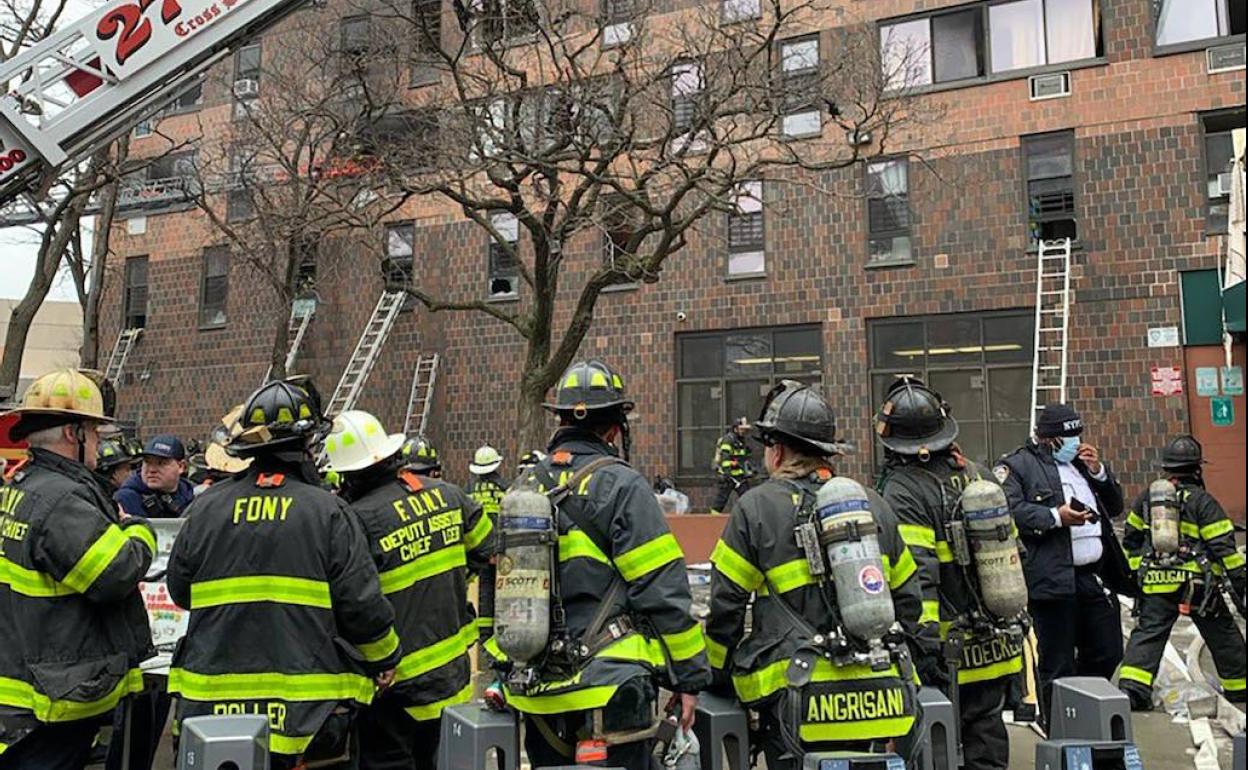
[994,403,1134,731]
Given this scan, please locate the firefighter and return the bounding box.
[323,410,494,770]
[1119,435,1246,710]
[705,380,927,770]
[166,379,402,769]
[485,360,709,770]
[874,377,1021,770]
[994,403,1133,730]
[402,435,442,479]
[516,450,546,478]
[467,445,506,521]
[0,369,156,770]
[192,406,252,495]
[96,436,141,496]
[710,417,754,514]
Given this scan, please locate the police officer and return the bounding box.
[323,411,494,770]
[115,435,195,518]
[1119,435,1246,710]
[402,435,443,479]
[167,380,403,768]
[994,403,1133,729]
[710,417,754,514]
[467,445,506,521]
[96,437,141,496]
[706,380,926,769]
[486,360,709,770]
[0,369,156,770]
[875,377,1020,770]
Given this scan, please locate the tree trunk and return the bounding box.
[0,192,94,397]
[81,139,128,370]
[265,240,298,381]
[515,376,551,458]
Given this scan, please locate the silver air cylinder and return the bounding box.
[814,477,896,644]
[494,489,554,666]
[960,480,1028,620]
[1149,479,1180,557]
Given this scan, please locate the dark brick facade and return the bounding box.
[100,0,1246,516]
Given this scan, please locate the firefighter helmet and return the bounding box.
[402,435,440,473]
[204,405,251,474]
[754,380,838,457]
[96,437,139,473]
[6,369,116,440]
[469,445,503,475]
[228,379,329,458]
[543,360,635,419]
[874,376,959,456]
[1159,434,1205,471]
[323,410,406,473]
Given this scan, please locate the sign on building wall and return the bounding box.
[1222,366,1244,397]
[1147,326,1180,348]
[1211,397,1235,428]
[1195,367,1221,397]
[1151,366,1184,396]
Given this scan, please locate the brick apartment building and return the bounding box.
[98,0,1247,518]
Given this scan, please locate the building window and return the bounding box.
[411,0,442,82]
[727,181,764,276]
[476,0,538,44]
[868,311,1034,469]
[199,246,229,328]
[721,0,759,24]
[1202,112,1245,233]
[133,118,153,138]
[867,158,912,263]
[881,0,1100,89]
[384,223,415,287]
[295,237,318,294]
[676,326,822,477]
[117,150,197,210]
[488,211,520,297]
[602,193,639,287]
[123,256,148,329]
[780,36,821,138]
[170,82,203,112]
[1024,131,1076,245]
[233,43,261,117]
[1155,0,1245,47]
[340,15,371,57]
[671,60,702,134]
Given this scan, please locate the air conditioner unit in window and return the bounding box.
[1029,72,1071,101]
[233,78,259,98]
[1207,43,1246,74]
[1218,171,1235,197]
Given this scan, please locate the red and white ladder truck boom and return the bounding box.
[0,0,310,207]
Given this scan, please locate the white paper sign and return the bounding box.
[1146,326,1180,348]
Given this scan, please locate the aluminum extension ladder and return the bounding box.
[402,353,439,437]
[1029,237,1073,432]
[324,290,405,417]
[262,303,315,383]
[103,328,142,384]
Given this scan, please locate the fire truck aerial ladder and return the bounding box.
[0,0,310,207]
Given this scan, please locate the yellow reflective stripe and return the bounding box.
[506,685,619,715]
[886,548,917,589]
[1181,521,1200,538]
[1221,677,1246,692]
[464,513,494,551]
[935,541,955,564]
[711,540,763,592]
[1224,553,1246,570]
[766,559,814,594]
[0,669,143,723]
[482,636,506,662]
[0,556,74,597]
[920,600,941,625]
[597,634,666,667]
[270,732,317,755]
[168,669,375,704]
[404,681,473,721]
[1200,519,1234,540]
[897,524,935,551]
[0,741,7,755]
[1128,555,1143,570]
[706,635,729,669]
[396,622,478,683]
[800,716,915,742]
[733,657,903,705]
[477,616,494,630]
[957,654,1023,684]
[1119,666,1154,687]
[615,533,683,582]
[559,531,609,565]
[379,546,466,594]
[358,627,400,663]
[1126,511,1147,531]
[662,624,706,662]
[191,575,332,609]
[61,525,129,594]
[123,524,156,555]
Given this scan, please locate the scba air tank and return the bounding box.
[959,479,1028,620]
[814,477,896,643]
[494,488,554,665]
[1149,479,1180,556]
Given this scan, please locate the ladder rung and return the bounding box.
[1040,327,1064,333]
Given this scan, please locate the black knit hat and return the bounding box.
[1035,403,1083,438]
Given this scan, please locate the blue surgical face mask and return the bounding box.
[1053,436,1080,464]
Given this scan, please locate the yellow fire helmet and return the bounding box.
[4,369,115,442]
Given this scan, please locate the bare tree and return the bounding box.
[184,9,414,380]
[362,0,940,449]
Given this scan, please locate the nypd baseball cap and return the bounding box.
[142,433,186,460]
[1035,404,1084,438]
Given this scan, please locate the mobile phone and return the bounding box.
[1070,497,1099,523]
